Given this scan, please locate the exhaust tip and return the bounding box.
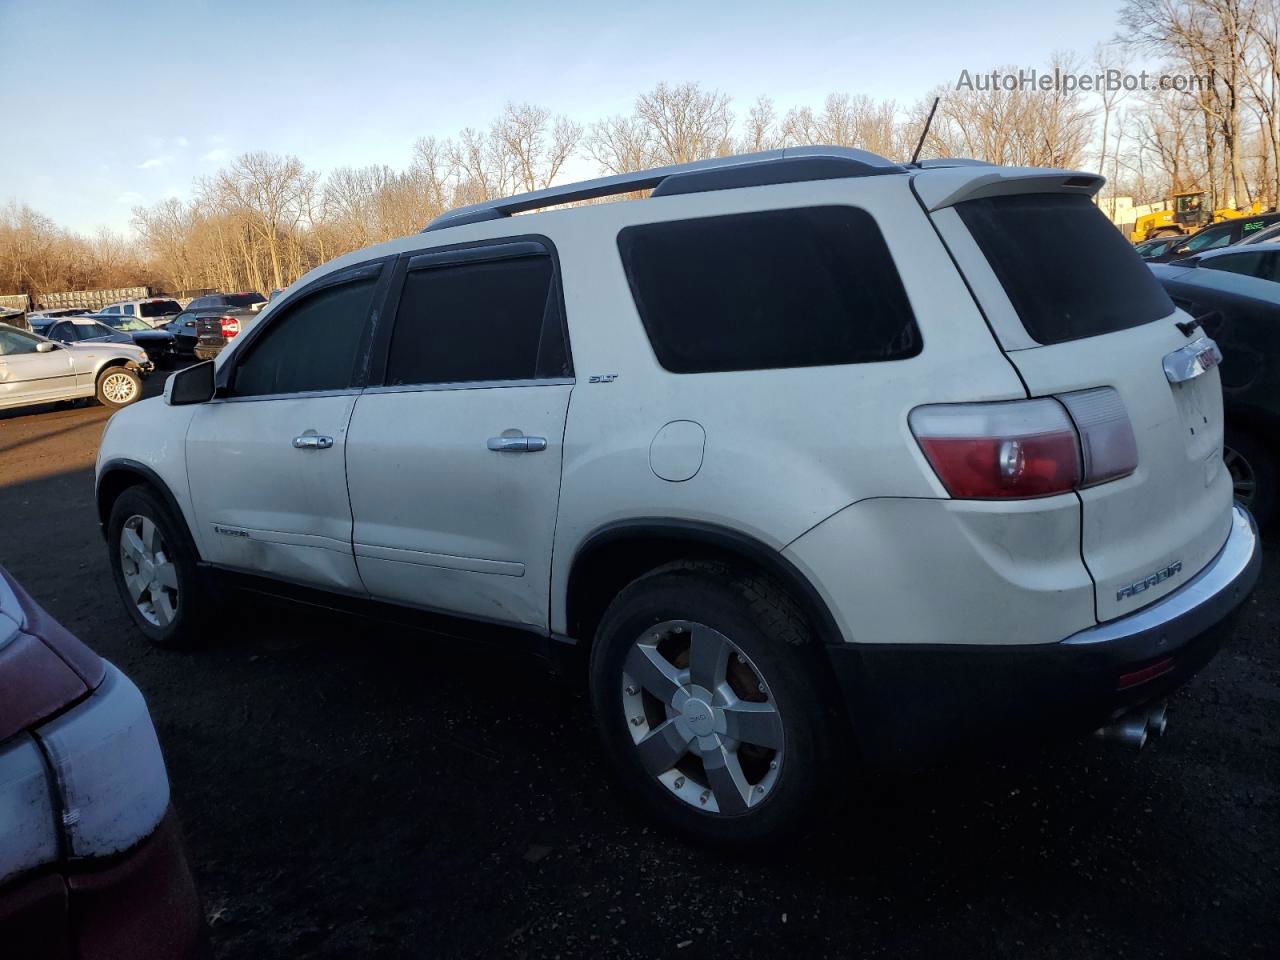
[1094,700,1169,750]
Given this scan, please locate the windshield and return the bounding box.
[141,300,181,317]
[111,317,151,332]
[1183,228,1233,253]
[1175,194,1204,215]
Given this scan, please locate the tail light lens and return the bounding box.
[1059,387,1139,486]
[910,400,1080,498]
[219,316,241,337]
[910,389,1137,499]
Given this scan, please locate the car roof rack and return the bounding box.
[422,146,905,232]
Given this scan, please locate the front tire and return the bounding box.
[95,366,142,408]
[589,564,839,845]
[107,486,211,648]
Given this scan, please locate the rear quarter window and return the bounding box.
[957,193,1174,345]
[140,300,181,317]
[617,206,921,373]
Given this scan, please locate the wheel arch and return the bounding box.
[96,459,202,561]
[562,519,845,649]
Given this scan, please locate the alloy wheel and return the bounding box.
[119,514,179,627]
[101,371,139,404]
[1224,444,1255,507]
[620,620,784,815]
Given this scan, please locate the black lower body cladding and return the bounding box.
[826,504,1262,768]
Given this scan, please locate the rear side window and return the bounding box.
[231,276,378,398]
[958,194,1174,345]
[140,300,180,317]
[617,206,921,373]
[386,254,570,386]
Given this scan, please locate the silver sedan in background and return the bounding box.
[0,322,152,412]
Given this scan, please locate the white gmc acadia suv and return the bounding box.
[94,147,1262,843]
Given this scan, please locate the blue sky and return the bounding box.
[1,0,1132,236]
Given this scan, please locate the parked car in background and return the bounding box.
[1147,212,1280,262]
[1150,243,1280,525]
[1235,220,1280,246]
[0,322,150,411]
[1134,234,1190,260]
[26,308,94,334]
[96,148,1260,844]
[182,293,267,360]
[0,565,208,958]
[186,292,267,312]
[162,312,201,358]
[99,299,184,329]
[46,317,178,368]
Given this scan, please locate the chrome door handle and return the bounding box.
[487,435,548,452]
[293,435,334,450]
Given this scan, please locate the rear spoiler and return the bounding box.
[912,167,1104,212]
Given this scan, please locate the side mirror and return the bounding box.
[165,360,216,406]
[36,341,58,353]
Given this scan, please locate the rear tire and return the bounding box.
[1225,428,1276,527]
[588,563,840,845]
[107,485,211,648]
[95,366,142,408]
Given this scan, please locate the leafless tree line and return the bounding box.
[6,4,1280,303]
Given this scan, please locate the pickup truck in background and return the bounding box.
[189,293,267,360]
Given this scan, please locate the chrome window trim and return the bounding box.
[211,378,575,404]
[211,387,364,405]
[364,377,574,396]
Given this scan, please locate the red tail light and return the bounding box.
[910,390,1137,500]
[219,316,241,337]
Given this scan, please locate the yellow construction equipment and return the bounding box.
[1130,191,1263,243]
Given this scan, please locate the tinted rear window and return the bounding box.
[226,293,265,307]
[958,194,1174,345]
[617,206,921,373]
[140,300,180,317]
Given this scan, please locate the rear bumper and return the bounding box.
[0,809,209,960]
[827,504,1261,767]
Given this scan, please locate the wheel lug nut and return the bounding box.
[736,654,745,664]
[757,683,765,693]
[625,685,638,696]
[769,760,778,770]
[630,716,644,726]
[673,776,685,789]
[755,785,765,795]
[699,791,709,805]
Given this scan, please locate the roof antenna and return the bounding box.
[910,97,940,165]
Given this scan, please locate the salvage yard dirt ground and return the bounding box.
[1,373,1276,959]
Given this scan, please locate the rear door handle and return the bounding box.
[293,435,334,450]
[487,435,547,453]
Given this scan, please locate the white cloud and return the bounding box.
[115,191,143,205]
[175,136,190,148]
[201,147,229,164]
[138,154,173,170]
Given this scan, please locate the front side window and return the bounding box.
[958,193,1174,345]
[0,328,41,355]
[230,273,379,398]
[386,253,570,386]
[618,206,921,373]
[49,322,79,342]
